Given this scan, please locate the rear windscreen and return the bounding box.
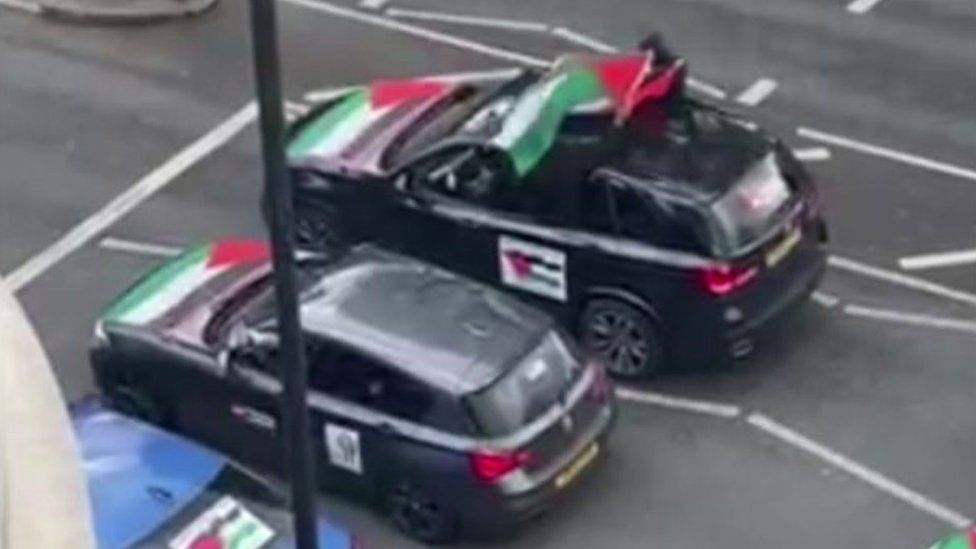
[467,332,584,436]
[710,153,793,254]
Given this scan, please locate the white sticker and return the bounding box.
[168,496,275,549]
[325,423,363,474]
[498,235,567,301]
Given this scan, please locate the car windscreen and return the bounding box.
[709,153,794,255]
[466,331,584,437]
[131,464,293,548]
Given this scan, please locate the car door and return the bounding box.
[173,333,284,474]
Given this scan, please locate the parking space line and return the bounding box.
[811,291,840,308]
[735,77,778,107]
[793,147,832,162]
[828,255,976,308]
[899,249,976,271]
[797,127,976,183]
[280,0,550,68]
[0,0,41,14]
[98,237,182,258]
[4,102,257,292]
[747,413,973,528]
[386,8,550,33]
[615,387,741,419]
[843,304,976,335]
[358,0,387,10]
[551,27,618,54]
[846,0,885,14]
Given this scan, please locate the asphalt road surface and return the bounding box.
[1,0,974,547]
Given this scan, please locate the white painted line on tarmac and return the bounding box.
[843,304,976,335]
[747,413,972,529]
[686,77,729,100]
[99,237,182,258]
[280,0,550,68]
[793,147,832,162]
[551,26,618,54]
[735,77,778,107]
[899,248,976,271]
[285,100,310,116]
[615,387,741,419]
[0,0,40,14]
[797,127,976,183]
[5,102,257,292]
[846,0,885,14]
[811,291,840,308]
[358,0,387,10]
[386,8,549,33]
[828,254,976,308]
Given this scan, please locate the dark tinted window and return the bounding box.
[466,332,584,436]
[414,147,502,204]
[579,177,616,233]
[610,185,711,254]
[309,344,469,433]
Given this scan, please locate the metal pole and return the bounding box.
[246,1,318,547]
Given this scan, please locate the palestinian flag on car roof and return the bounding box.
[103,240,269,326]
[932,529,976,549]
[492,53,683,177]
[287,78,452,160]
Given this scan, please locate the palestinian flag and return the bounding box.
[103,240,269,326]
[287,78,451,159]
[492,53,683,177]
[932,529,976,549]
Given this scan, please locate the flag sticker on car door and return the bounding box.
[325,423,363,474]
[499,235,567,301]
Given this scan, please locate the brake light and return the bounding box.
[470,450,534,483]
[587,362,612,403]
[701,264,759,297]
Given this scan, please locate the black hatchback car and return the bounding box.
[91,240,615,543]
[277,48,828,378]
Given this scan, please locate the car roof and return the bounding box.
[299,246,552,395]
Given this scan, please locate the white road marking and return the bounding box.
[843,304,976,335]
[734,77,778,107]
[358,0,387,10]
[686,77,729,100]
[797,127,976,183]
[846,0,885,14]
[811,291,840,308]
[99,237,182,258]
[5,102,257,292]
[0,0,40,14]
[280,0,550,68]
[793,147,832,162]
[551,26,618,54]
[386,8,549,33]
[615,387,741,419]
[899,248,976,271]
[284,100,310,116]
[828,254,976,308]
[747,413,972,529]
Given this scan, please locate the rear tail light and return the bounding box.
[701,264,759,297]
[470,450,534,483]
[587,362,612,403]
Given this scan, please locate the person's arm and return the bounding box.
[0,278,94,549]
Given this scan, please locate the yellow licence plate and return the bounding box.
[555,443,599,489]
[765,227,801,267]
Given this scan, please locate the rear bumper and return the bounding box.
[461,405,616,538]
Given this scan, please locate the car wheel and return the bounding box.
[386,481,457,544]
[581,299,666,379]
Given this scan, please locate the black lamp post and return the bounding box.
[246,1,318,547]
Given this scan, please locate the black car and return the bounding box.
[91,240,615,543]
[277,47,828,378]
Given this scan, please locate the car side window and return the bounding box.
[608,185,710,254]
[412,146,500,204]
[611,186,656,241]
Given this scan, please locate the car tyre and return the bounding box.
[581,298,666,379]
[385,480,457,544]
